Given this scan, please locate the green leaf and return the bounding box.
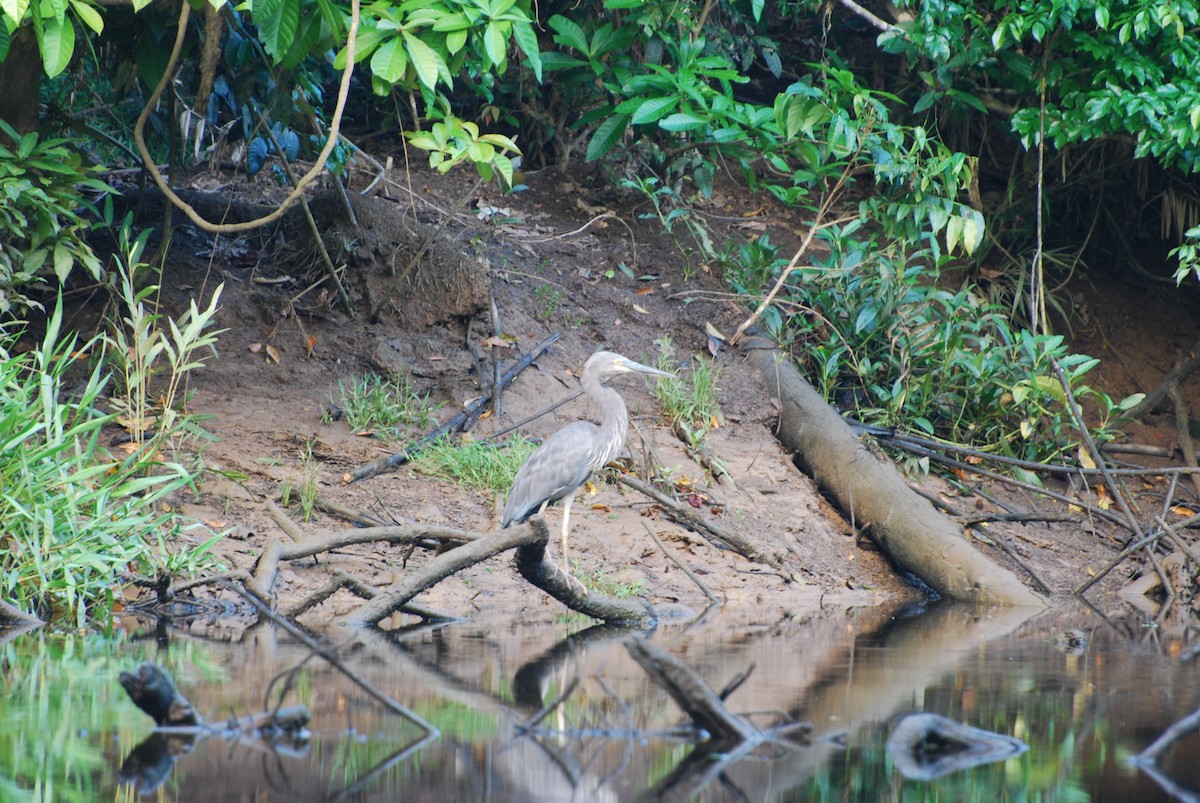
[69,0,102,34]
[446,28,467,55]
[255,0,299,62]
[483,20,506,67]
[511,20,541,81]
[39,15,75,78]
[370,36,408,83]
[586,112,631,161]
[0,0,29,26]
[403,30,441,91]
[0,23,8,62]
[750,0,763,22]
[548,14,587,54]
[659,112,708,132]
[630,96,677,125]
[52,241,72,282]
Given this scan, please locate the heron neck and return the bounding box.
[585,375,628,471]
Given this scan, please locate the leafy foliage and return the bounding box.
[885,0,1200,172]
[726,229,1134,465]
[0,119,107,313]
[0,300,218,625]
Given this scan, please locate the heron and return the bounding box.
[501,350,673,576]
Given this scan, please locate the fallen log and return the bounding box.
[743,338,1046,608]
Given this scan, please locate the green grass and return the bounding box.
[0,298,219,625]
[652,336,725,442]
[574,562,647,598]
[333,371,442,440]
[414,435,537,493]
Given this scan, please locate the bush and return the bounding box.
[0,120,108,314]
[0,300,217,625]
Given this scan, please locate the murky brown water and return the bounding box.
[3,600,1197,801]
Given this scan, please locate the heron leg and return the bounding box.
[559,494,574,574]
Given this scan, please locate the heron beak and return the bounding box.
[620,357,675,378]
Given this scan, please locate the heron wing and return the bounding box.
[501,421,599,526]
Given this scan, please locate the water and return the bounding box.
[1,601,1196,801]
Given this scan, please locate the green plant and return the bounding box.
[334,371,441,440]
[415,435,536,493]
[532,285,563,321]
[297,442,319,522]
[0,119,108,314]
[574,562,645,598]
[652,337,724,448]
[0,299,217,625]
[104,223,226,447]
[771,225,1136,466]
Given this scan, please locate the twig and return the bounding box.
[222,580,438,733]
[891,440,1129,528]
[1051,356,1145,540]
[1169,383,1200,500]
[1123,332,1200,421]
[617,474,792,576]
[487,388,584,441]
[1072,511,1200,595]
[348,332,560,481]
[955,512,1078,526]
[265,498,305,542]
[833,0,903,33]
[255,109,353,314]
[969,526,1054,595]
[642,521,721,604]
[489,297,504,417]
[1135,704,1200,764]
[252,523,482,601]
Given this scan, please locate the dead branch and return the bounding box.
[1123,333,1200,422]
[747,338,1045,607]
[642,521,721,604]
[265,498,305,541]
[514,537,657,626]
[0,599,42,626]
[251,524,478,602]
[624,636,758,743]
[1136,704,1200,765]
[344,520,547,627]
[119,663,203,727]
[1169,383,1200,500]
[616,474,793,576]
[348,332,560,482]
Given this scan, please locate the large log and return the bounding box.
[744,339,1046,608]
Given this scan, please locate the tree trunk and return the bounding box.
[0,28,42,138]
[743,338,1047,608]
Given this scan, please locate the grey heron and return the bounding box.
[501,350,673,575]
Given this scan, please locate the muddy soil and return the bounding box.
[90,156,1200,629]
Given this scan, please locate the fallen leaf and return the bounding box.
[1172,505,1196,516]
[636,286,657,296]
[1096,484,1113,509]
[705,321,726,341]
[480,336,513,349]
[249,343,264,353]
[590,503,611,513]
[304,335,317,357]
[204,520,227,529]
[1077,445,1097,470]
[265,344,282,364]
[633,304,649,314]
